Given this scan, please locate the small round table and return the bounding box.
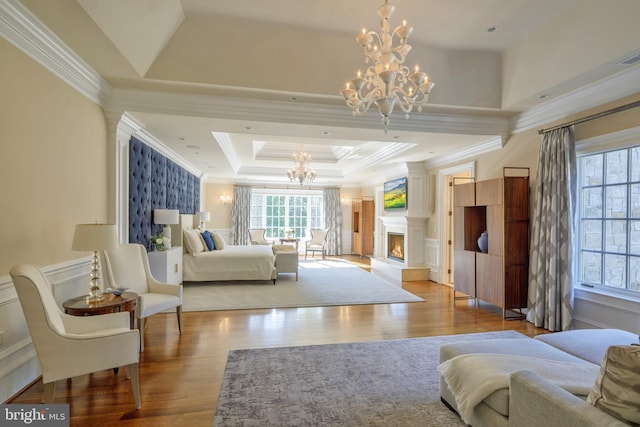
[63,291,138,330]
[279,237,299,251]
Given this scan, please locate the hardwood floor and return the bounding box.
[9,256,546,426]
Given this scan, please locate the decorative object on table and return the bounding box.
[286,229,296,238]
[150,232,165,251]
[71,222,118,302]
[153,208,179,249]
[197,211,210,230]
[477,230,488,253]
[340,0,434,131]
[287,147,316,185]
[105,287,129,296]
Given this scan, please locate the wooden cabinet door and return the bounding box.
[454,181,475,207]
[454,250,476,297]
[476,178,502,206]
[476,253,503,307]
[361,200,374,256]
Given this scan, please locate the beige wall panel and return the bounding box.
[0,39,108,274]
[202,182,234,229]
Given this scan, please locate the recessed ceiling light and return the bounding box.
[539,94,549,99]
[290,97,297,101]
[393,135,399,139]
[186,144,200,149]
[177,137,185,141]
[322,131,329,135]
[244,126,252,130]
[487,26,497,33]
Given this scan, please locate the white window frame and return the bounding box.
[576,126,640,299]
[250,188,324,241]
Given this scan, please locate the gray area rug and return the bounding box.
[214,330,526,426]
[182,259,423,311]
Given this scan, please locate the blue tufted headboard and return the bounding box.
[129,136,200,251]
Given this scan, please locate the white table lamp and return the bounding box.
[198,211,210,230]
[72,223,118,302]
[153,209,179,248]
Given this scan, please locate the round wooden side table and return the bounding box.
[63,291,138,330]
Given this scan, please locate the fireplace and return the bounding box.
[387,232,405,262]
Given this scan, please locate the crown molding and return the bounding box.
[424,136,503,169]
[0,0,110,106]
[120,112,202,177]
[107,87,510,137]
[511,66,640,134]
[212,132,241,173]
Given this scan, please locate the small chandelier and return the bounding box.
[287,149,316,185]
[340,0,434,131]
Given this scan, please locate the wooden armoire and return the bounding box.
[352,198,374,257]
[453,169,530,318]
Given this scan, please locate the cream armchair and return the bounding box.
[248,228,271,245]
[10,264,141,408]
[102,243,182,352]
[305,229,329,259]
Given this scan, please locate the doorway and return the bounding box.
[438,163,474,286]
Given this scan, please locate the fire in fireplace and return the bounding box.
[387,232,405,261]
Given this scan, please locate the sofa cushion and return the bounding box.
[587,345,640,425]
[535,329,638,365]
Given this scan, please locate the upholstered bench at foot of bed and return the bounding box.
[273,245,298,281]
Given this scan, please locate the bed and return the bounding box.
[178,215,276,283]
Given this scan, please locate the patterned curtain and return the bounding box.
[323,187,342,256]
[230,185,252,245]
[527,126,576,331]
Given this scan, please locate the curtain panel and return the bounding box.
[230,185,252,245]
[323,187,342,256]
[527,126,576,331]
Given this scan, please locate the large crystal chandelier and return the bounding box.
[340,0,434,131]
[287,149,316,185]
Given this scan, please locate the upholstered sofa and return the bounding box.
[439,329,639,427]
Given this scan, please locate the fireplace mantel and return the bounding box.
[379,215,428,268]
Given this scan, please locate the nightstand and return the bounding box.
[147,246,183,284]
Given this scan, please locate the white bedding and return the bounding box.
[183,244,276,282]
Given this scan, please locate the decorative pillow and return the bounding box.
[586,345,640,424]
[183,229,205,254]
[211,231,226,250]
[201,230,215,251]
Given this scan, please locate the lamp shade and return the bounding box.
[198,211,211,222]
[153,209,179,225]
[72,223,118,251]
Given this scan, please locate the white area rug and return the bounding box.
[182,259,423,311]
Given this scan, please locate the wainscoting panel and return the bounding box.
[0,258,90,402]
[574,288,640,333]
[424,238,439,283]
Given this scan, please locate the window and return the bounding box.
[578,145,640,294]
[250,190,323,240]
